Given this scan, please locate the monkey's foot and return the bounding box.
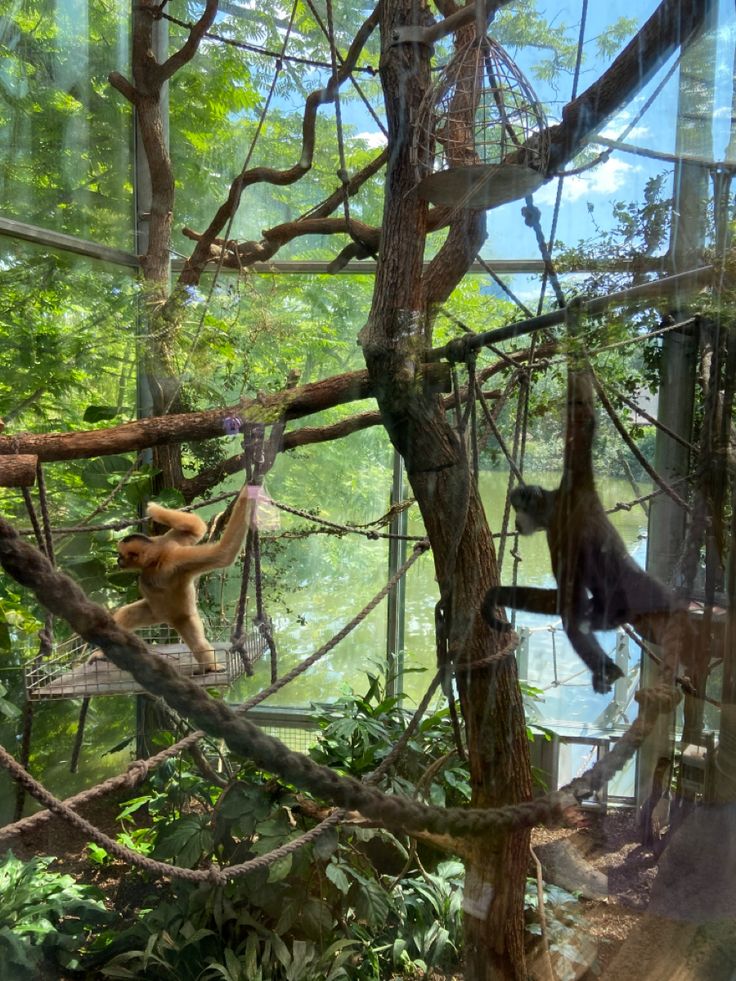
[193,662,226,675]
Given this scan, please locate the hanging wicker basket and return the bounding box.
[413,35,550,209]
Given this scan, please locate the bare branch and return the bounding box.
[159,0,220,82]
[179,3,383,285]
[108,70,138,105]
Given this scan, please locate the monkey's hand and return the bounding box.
[481,589,512,632]
[591,658,624,695]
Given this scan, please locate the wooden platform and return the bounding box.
[29,642,247,700]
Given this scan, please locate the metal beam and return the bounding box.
[430,265,713,361]
[170,258,549,276]
[0,217,140,268]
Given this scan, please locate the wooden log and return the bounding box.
[0,363,451,464]
[0,455,38,487]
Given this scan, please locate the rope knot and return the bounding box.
[207,866,226,886]
[522,203,541,227]
[635,684,681,713]
[126,759,150,785]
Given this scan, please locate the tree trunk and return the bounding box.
[361,3,532,977]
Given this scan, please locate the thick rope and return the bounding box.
[2,537,430,840]
[0,672,443,882]
[0,518,672,840]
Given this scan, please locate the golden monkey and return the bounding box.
[101,488,255,674]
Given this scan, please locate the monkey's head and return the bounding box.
[117,533,155,570]
[509,485,556,535]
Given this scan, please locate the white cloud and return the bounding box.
[354,130,387,149]
[598,123,651,142]
[534,156,638,205]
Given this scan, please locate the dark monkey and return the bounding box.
[482,370,688,694]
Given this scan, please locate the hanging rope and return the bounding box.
[522,197,565,309]
[230,420,283,675]
[167,0,300,413]
[0,522,681,840]
[16,464,58,817]
[325,0,352,238]
[587,363,689,512]
[475,254,535,318]
[497,369,529,574]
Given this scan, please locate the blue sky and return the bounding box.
[347,0,736,261]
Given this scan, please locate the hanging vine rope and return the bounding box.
[475,254,534,319]
[588,363,690,511]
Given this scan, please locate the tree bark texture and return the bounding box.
[361,4,531,978]
[0,364,449,464]
[0,456,38,488]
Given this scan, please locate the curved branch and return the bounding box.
[181,188,471,275]
[159,0,220,82]
[179,3,383,286]
[421,209,487,308]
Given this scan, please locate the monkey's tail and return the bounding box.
[480,589,512,632]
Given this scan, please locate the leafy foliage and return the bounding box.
[81,676,469,978]
[0,851,112,977]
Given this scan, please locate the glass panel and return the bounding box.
[0,0,132,247]
[0,243,140,809]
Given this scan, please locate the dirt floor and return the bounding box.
[531,807,736,980]
[3,797,736,979]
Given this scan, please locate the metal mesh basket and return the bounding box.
[25,623,266,700]
[413,35,550,209]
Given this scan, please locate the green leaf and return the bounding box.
[325,862,350,895]
[266,853,292,883]
[353,878,391,930]
[152,814,213,868]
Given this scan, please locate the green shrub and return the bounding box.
[0,851,112,977]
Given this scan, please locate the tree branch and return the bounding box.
[0,363,450,464]
[547,0,707,171]
[179,3,383,286]
[107,70,138,105]
[158,0,220,82]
